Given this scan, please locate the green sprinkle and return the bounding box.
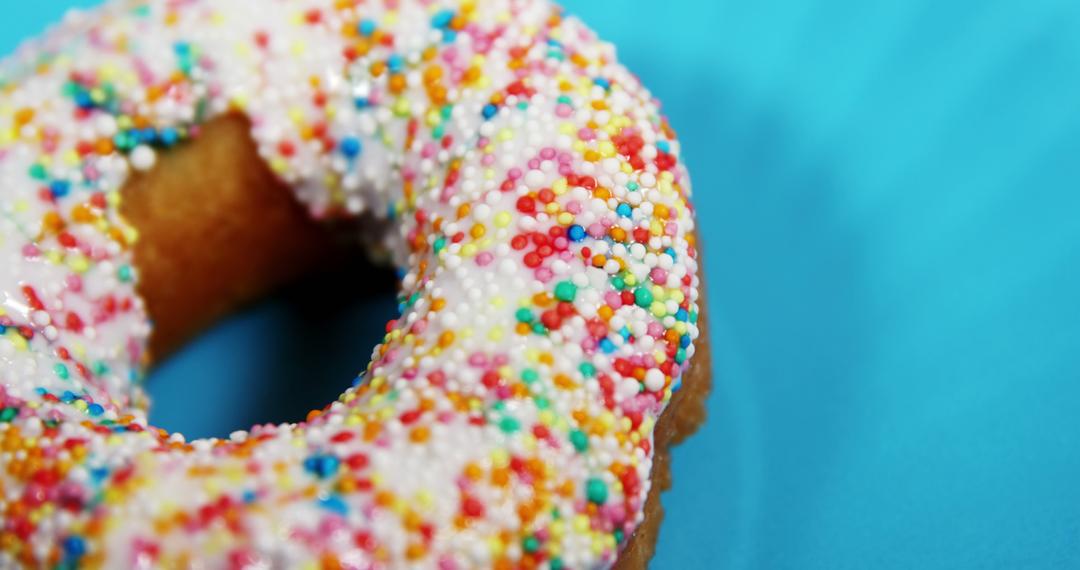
[675,348,687,364]
[522,535,540,554]
[579,362,596,377]
[29,163,47,180]
[634,287,654,308]
[569,429,589,452]
[499,417,520,433]
[521,369,539,383]
[586,478,608,504]
[553,281,577,302]
[54,363,69,380]
[433,237,447,254]
[611,276,625,290]
[0,407,17,423]
[515,308,534,323]
[550,557,564,570]
[117,265,133,283]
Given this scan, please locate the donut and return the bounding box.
[0,1,709,568]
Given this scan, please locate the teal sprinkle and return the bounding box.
[515,308,534,323]
[531,322,547,335]
[29,163,47,180]
[579,362,596,377]
[499,416,520,433]
[522,535,540,554]
[0,407,17,423]
[433,237,447,253]
[117,265,133,283]
[634,287,654,308]
[569,429,589,452]
[521,369,539,383]
[54,363,69,380]
[586,478,608,504]
[553,281,577,302]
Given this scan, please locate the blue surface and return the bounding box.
[5,1,1080,568]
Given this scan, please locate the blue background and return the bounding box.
[6,1,1080,567]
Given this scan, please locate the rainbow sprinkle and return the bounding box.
[0,0,700,567]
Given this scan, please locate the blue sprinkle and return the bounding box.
[657,140,671,153]
[620,327,632,340]
[671,376,683,392]
[387,54,404,73]
[567,224,586,242]
[482,103,498,120]
[357,19,376,37]
[599,338,616,354]
[160,127,179,146]
[431,9,454,29]
[339,136,362,158]
[442,30,457,43]
[50,180,71,198]
[593,77,610,90]
[87,403,104,417]
[616,203,633,217]
[680,334,692,348]
[354,97,370,109]
[173,42,191,56]
[665,247,677,260]
[74,91,94,109]
[675,308,689,322]
[242,490,258,504]
[304,454,340,479]
[63,536,86,558]
[318,494,349,516]
[90,467,109,483]
[61,390,77,403]
[0,325,6,334]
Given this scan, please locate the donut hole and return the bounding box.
[146,258,397,439]
[119,115,399,438]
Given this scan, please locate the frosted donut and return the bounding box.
[0,1,708,568]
